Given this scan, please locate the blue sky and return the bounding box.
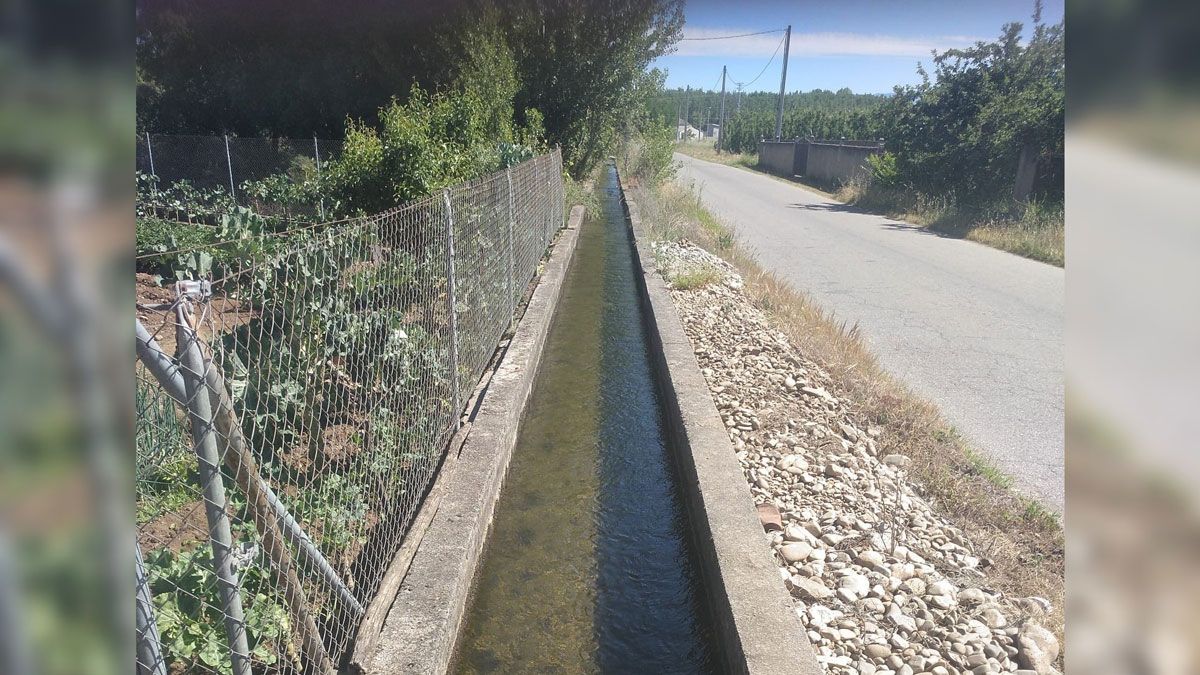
[653,0,1064,94]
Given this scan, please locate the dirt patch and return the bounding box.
[136,272,257,359]
[139,499,209,554]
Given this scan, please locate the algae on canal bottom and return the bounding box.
[453,166,716,674]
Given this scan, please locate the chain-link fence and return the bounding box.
[136,133,343,194]
[137,133,343,216]
[134,149,565,675]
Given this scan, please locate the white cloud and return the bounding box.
[673,27,983,58]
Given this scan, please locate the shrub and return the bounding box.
[323,82,544,215]
[867,151,900,188]
[633,124,678,187]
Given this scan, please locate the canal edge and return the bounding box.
[616,170,824,675]
[358,205,587,675]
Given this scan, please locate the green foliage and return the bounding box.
[879,10,1064,203]
[631,123,679,187]
[293,474,369,556]
[147,546,289,673]
[720,106,884,154]
[136,0,683,179]
[137,173,238,222]
[499,0,685,175]
[136,207,277,280]
[662,87,887,155]
[563,171,599,218]
[323,84,527,213]
[867,151,901,188]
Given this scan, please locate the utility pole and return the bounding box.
[775,24,792,140]
[684,86,691,140]
[718,65,727,153]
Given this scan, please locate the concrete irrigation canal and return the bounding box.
[452,164,717,673]
[365,164,815,675]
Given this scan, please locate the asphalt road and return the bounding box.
[675,153,1064,511]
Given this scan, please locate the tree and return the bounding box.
[879,7,1064,202]
[500,0,685,175]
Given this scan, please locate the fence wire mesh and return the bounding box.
[135,149,565,675]
[137,133,343,220]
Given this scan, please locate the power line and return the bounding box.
[735,34,786,89]
[680,28,785,41]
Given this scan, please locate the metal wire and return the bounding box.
[136,133,343,221]
[134,150,565,674]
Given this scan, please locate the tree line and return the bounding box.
[687,8,1065,205]
[137,0,684,180]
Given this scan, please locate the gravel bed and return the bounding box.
[651,240,1060,675]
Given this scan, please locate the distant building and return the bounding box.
[704,123,720,140]
[676,120,701,141]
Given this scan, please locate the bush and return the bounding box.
[323,76,543,214]
[632,124,678,187]
[867,151,900,188]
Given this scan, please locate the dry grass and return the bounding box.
[673,140,758,170]
[836,178,1065,267]
[676,141,1064,267]
[634,178,1064,646]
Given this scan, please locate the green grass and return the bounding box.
[670,266,724,290]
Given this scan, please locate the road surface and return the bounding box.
[675,153,1064,511]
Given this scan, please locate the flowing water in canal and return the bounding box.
[452,166,717,673]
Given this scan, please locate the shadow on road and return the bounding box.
[784,201,971,242]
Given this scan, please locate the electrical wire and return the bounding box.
[679,28,784,41]
[736,34,786,89]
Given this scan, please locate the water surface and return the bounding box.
[453,166,715,673]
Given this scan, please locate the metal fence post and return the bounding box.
[137,318,364,625]
[505,168,515,326]
[313,136,325,221]
[224,134,236,202]
[175,304,252,675]
[145,132,158,197]
[136,540,168,675]
[543,165,551,251]
[443,190,461,427]
[0,533,33,675]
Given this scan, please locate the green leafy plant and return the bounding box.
[147,546,290,674]
[867,151,900,188]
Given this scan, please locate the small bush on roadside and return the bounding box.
[867,150,900,187]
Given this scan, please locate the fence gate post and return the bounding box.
[505,168,516,326]
[224,135,236,203]
[313,136,325,220]
[175,304,252,675]
[136,540,167,675]
[443,190,461,427]
[145,132,158,197]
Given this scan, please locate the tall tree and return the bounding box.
[879,8,1064,201]
[503,0,684,174]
